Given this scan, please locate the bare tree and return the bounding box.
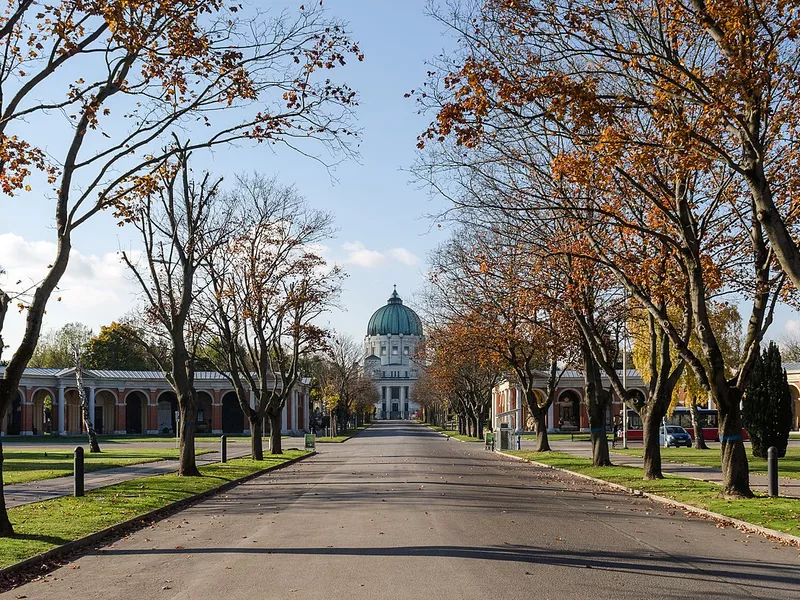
[122,149,229,476]
[206,175,342,457]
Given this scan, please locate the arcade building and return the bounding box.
[363,287,423,420]
[0,367,311,437]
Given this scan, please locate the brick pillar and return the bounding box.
[116,388,127,434]
[147,389,159,434]
[211,389,222,434]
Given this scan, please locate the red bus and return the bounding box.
[622,407,748,442]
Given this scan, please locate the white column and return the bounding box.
[282,399,288,433]
[305,391,310,430]
[547,400,554,432]
[88,386,96,427]
[57,387,65,435]
[249,390,255,409]
[291,391,298,434]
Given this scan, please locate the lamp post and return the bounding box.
[622,290,629,450]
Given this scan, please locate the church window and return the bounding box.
[380,345,387,355]
[392,345,399,355]
[403,346,409,355]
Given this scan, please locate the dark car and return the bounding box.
[664,425,692,448]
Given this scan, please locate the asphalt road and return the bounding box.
[4,421,800,599]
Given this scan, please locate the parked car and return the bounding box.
[662,425,692,448]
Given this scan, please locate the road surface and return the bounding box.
[4,421,799,599]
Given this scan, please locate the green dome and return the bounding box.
[367,288,423,337]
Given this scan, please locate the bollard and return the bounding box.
[74,446,84,497]
[516,434,521,450]
[220,435,227,464]
[768,446,778,497]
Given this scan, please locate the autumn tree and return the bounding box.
[416,0,788,497]
[205,175,342,456]
[0,1,362,535]
[85,322,158,370]
[424,226,578,450]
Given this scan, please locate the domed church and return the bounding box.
[363,287,423,420]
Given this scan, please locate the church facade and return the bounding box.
[363,288,423,420]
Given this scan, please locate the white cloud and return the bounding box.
[341,242,420,269]
[786,320,800,335]
[342,241,387,268]
[0,233,139,350]
[387,247,420,266]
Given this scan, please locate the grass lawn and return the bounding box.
[614,446,800,480]
[3,447,213,485]
[521,432,614,442]
[2,434,258,444]
[0,450,310,569]
[315,424,373,443]
[507,450,800,538]
[425,425,482,442]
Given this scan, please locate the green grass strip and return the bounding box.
[0,450,309,569]
[423,424,482,442]
[613,446,800,480]
[507,450,800,538]
[316,424,372,443]
[4,448,213,485]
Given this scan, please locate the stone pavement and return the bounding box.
[4,438,305,508]
[4,421,799,599]
[521,438,800,497]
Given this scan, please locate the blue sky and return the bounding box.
[0,0,453,349]
[1,0,798,352]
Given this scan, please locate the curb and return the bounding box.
[0,451,316,586]
[496,451,800,548]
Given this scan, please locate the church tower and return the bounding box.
[363,287,423,419]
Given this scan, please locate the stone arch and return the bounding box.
[790,384,800,431]
[31,388,55,434]
[156,390,178,435]
[64,388,83,434]
[94,389,117,435]
[196,391,213,434]
[125,390,148,435]
[2,389,23,435]
[557,389,582,430]
[222,391,244,434]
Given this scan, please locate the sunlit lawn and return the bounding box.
[614,446,800,480]
[0,451,310,569]
[3,447,213,485]
[508,450,800,538]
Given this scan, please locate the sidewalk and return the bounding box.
[524,439,800,498]
[4,438,305,508]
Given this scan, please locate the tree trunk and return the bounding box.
[270,411,283,454]
[0,442,11,536]
[476,415,484,439]
[75,368,100,453]
[250,416,263,461]
[641,409,664,480]
[718,404,753,498]
[582,340,612,466]
[534,410,551,452]
[178,401,200,476]
[689,398,709,450]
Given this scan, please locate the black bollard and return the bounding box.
[221,435,227,463]
[768,446,778,498]
[74,446,85,497]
